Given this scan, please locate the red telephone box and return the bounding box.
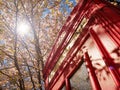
[43,0,120,90]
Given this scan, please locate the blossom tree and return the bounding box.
[0,0,77,89]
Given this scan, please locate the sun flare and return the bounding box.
[17,21,30,36]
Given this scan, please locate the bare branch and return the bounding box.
[0,48,14,60]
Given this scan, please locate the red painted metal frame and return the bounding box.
[65,79,71,90]
[44,0,120,90]
[84,52,101,90]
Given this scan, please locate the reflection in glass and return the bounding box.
[70,63,92,90]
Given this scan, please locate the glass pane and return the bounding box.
[70,63,92,90]
[61,85,66,90]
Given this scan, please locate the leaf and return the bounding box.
[51,9,55,14]
[0,0,3,5]
[65,0,69,4]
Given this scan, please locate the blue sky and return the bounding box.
[60,0,77,14]
[42,0,77,18]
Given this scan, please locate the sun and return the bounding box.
[17,21,30,36]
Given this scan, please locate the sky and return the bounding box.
[42,0,77,18]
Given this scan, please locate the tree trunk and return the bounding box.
[14,1,25,89]
[26,61,36,90]
[32,24,44,90]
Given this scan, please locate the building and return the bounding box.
[43,0,120,90]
